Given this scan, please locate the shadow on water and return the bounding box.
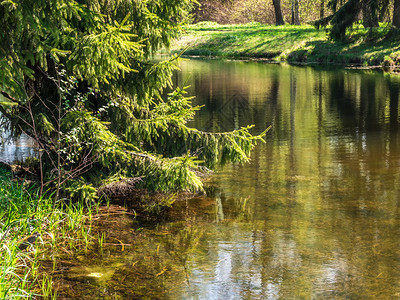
[4,60,400,298]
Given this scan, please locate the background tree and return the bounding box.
[291,0,301,24]
[393,0,400,27]
[191,0,333,25]
[0,0,267,199]
[378,0,390,22]
[273,0,286,24]
[191,0,235,23]
[362,0,379,27]
[314,0,396,40]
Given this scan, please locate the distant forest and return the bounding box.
[191,0,397,28]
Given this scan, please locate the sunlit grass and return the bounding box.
[0,166,99,298]
[171,22,400,67]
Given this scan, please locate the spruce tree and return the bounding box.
[315,0,388,40]
[0,0,266,199]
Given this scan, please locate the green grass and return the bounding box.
[0,166,99,298]
[170,22,400,67]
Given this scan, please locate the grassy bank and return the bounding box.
[0,166,99,298]
[170,22,400,67]
[0,164,183,298]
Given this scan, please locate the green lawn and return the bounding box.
[170,22,400,67]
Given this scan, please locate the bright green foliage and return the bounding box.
[0,0,266,196]
[0,165,99,298]
[173,22,400,66]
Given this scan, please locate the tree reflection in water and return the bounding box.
[34,61,400,299]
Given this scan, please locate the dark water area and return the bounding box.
[25,60,400,298]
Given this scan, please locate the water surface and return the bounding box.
[169,59,400,299]
[55,60,400,298]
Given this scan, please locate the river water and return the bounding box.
[0,133,36,163]
[165,60,400,299]
[7,59,400,298]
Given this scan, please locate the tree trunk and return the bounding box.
[394,0,400,27]
[362,0,378,27]
[320,0,325,18]
[378,0,390,22]
[272,0,285,25]
[291,0,300,25]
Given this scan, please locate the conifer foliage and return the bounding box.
[315,0,392,40]
[0,0,266,198]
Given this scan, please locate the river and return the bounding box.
[167,59,400,299]
[5,59,400,298]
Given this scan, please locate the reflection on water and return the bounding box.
[0,104,37,162]
[173,60,400,299]
[0,132,37,163]
[55,60,400,298]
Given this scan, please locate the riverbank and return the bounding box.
[170,22,400,68]
[0,165,100,298]
[0,162,192,298]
